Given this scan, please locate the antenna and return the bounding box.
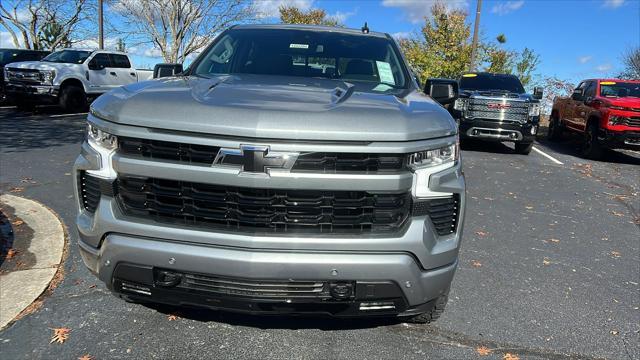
[361,22,369,34]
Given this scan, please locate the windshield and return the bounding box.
[459,73,525,93]
[42,50,91,64]
[599,81,640,98]
[193,29,408,89]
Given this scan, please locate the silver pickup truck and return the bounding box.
[74,24,466,323]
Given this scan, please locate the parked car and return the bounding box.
[441,72,543,155]
[549,79,640,158]
[4,49,153,112]
[0,48,50,103]
[74,24,466,323]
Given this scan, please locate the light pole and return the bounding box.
[98,0,104,49]
[469,0,482,72]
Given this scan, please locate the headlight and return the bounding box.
[39,70,55,84]
[407,143,458,170]
[453,98,467,111]
[87,123,117,151]
[608,116,625,126]
[528,103,541,117]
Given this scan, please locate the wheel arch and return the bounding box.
[59,77,86,93]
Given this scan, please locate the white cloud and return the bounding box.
[596,63,612,72]
[603,0,625,8]
[491,1,525,15]
[382,0,468,24]
[391,31,411,40]
[578,55,592,64]
[253,0,314,19]
[329,9,357,23]
[1,32,21,48]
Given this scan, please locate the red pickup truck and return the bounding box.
[549,79,639,158]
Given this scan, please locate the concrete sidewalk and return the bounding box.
[0,194,65,329]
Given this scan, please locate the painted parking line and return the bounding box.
[532,146,564,165]
[0,106,16,109]
[48,112,88,118]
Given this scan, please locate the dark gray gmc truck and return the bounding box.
[74,24,466,323]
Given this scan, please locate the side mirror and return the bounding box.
[571,89,583,101]
[88,60,105,71]
[424,78,459,105]
[533,86,543,100]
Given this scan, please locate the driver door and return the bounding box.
[87,53,114,93]
[574,81,596,132]
[565,82,585,131]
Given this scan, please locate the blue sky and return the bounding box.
[1,0,638,84]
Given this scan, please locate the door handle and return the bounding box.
[110,71,117,76]
[130,72,136,76]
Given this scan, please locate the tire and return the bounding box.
[581,121,603,159]
[59,84,88,113]
[514,142,533,155]
[404,289,449,324]
[547,113,563,141]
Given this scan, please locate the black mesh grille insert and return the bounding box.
[413,195,460,236]
[118,137,406,173]
[116,176,411,234]
[78,171,101,212]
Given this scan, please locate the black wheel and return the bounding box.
[514,142,533,155]
[581,121,603,159]
[59,85,88,113]
[547,113,563,141]
[15,99,35,112]
[404,289,449,324]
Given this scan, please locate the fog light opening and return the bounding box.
[359,301,396,311]
[329,281,354,300]
[155,270,183,287]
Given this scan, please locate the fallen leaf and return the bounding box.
[5,248,18,259]
[610,330,619,336]
[50,328,70,344]
[475,230,489,237]
[611,211,624,217]
[11,219,24,226]
[476,346,492,356]
[167,314,179,321]
[78,355,94,360]
[9,187,24,193]
[549,238,560,243]
[483,197,494,201]
[471,260,482,268]
[525,206,533,210]
[611,251,621,258]
[88,284,96,289]
[503,354,520,360]
[543,258,551,266]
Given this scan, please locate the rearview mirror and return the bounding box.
[424,78,459,105]
[88,60,105,71]
[533,86,543,100]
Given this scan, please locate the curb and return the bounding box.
[0,194,66,330]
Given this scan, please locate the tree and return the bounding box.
[113,0,253,63]
[618,46,640,79]
[537,76,575,114]
[278,6,339,26]
[0,0,87,50]
[398,3,472,80]
[514,47,540,88]
[484,34,514,74]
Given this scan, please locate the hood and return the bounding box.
[603,97,640,108]
[91,74,457,142]
[5,61,77,71]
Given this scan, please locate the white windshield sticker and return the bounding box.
[373,84,393,92]
[376,61,395,85]
[289,43,309,49]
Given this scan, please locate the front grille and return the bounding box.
[466,98,529,122]
[118,137,406,173]
[116,176,411,234]
[176,272,331,299]
[623,116,640,128]
[78,171,101,212]
[6,67,41,84]
[413,195,460,235]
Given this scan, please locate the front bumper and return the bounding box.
[74,120,466,317]
[600,129,640,149]
[458,118,537,143]
[5,82,58,103]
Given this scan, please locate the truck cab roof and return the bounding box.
[231,24,390,39]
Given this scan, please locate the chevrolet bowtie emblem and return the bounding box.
[213,145,298,175]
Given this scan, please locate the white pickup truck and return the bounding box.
[4,49,153,111]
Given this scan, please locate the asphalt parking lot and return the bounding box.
[0,106,638,360]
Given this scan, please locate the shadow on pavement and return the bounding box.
[145,302,403,330]
[460,138,521,155]
[0,107,86,153]
[535,134,640,166]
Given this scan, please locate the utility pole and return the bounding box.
[469,0,482,72]
[98,0,104,49]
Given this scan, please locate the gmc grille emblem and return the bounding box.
[487,102,511,110]
[213,145,298,176]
